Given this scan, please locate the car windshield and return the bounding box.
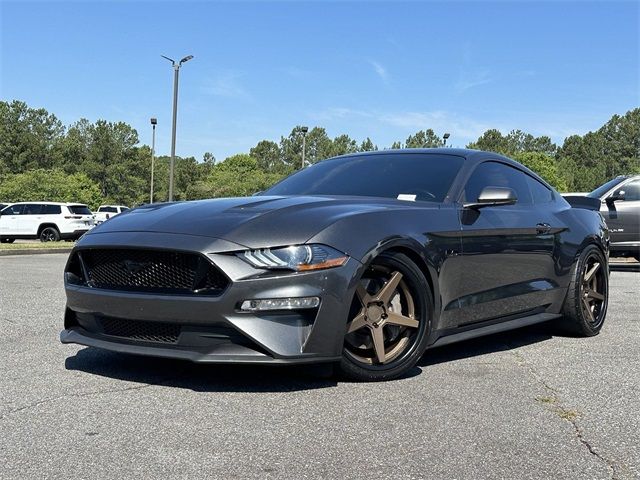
[587,177,626,198]
[263,153,465,202]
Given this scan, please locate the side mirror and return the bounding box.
[606,190,625,204]
[464,186,517,209]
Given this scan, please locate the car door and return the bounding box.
[0,204,25,235]
[450,161,558,326]
[22,204,44,235]
[601,178,640,247]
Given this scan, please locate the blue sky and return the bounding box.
[1,1,638,161]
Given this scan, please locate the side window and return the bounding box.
[23,204,44,215]
[464,161,532,205]
[4,205,24,215]
[526,176,554,204]
[618,180,640,201]
[43,205,62,215]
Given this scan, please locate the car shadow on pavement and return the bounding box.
[65,322,556,391]
[65,347,339,393]
[418,322,554,368]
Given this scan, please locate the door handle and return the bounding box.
[536,223,552,234]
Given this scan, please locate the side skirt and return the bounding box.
[428,312,561,349]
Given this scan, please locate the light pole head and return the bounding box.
[161,55,176,65]
[300,126,309,135]
[180,55,194,65]
[443,133,450,140]
[150,117,157,125]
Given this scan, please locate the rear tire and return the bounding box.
[338,252,432,382]
[560,244,608,336]
[39,227,60,242]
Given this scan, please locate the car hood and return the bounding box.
[87,196,438,249]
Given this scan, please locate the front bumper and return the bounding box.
[60,232,360,364]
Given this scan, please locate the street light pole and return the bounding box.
[150,118,157,204]
[162,54,194,202]
[300,126,309,169]
[443,132,450,146]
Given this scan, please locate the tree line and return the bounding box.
[0,99,638,208]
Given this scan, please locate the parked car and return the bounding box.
[566,175,640,261]
[94,205,129,224]
[60,149,609,381]
[0,202,95,243]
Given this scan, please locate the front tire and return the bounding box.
[339,252,432,381]
[560,244,608,336]
[39,227,60,242]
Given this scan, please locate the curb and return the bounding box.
[0,248,73,256]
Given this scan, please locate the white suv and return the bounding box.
[94,205,129,224]
[0,202,96,243]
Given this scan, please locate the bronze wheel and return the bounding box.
[339,252,431,381]
[561,244,608,336]
[579,254,606,329]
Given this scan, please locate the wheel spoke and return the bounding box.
[373,271,403,304]
[582,297,596,323]
[586,289,605,301]
[385,312,419,329]
[356,284,371,306]
[347,311,367,333]
[371,326,386,363]
[584,262,600,282]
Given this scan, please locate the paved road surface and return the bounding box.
[1,254,638,479]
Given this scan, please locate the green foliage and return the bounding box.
[467,129,557,156]
[189,154,286,199]
[0,169,102,208]
[0,100,64,175]
[512,152,568,192]
[1,99,638,202]
[405,129,444,148]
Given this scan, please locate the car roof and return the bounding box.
[8,201,87,206]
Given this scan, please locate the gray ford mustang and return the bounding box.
[61,149,609,381]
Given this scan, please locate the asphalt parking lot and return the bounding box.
[0,254,638,479]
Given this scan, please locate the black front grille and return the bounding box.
[99,316,181,343]
[75,248,228,295]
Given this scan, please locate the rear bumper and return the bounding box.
[61,229,90,240]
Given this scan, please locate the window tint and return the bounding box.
[526,176,553,204]
[99,206,117,213]
[42,205,62,214]
[23,204,44,215]
[68,205,92,215]
[464,161,532,205]
[121,207,129,211]
[619,180,640,201]
[263,153,465,202]
[3,204,24,215]
[588,177,626,198]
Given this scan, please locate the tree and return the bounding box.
[331,134,359,157]
[467,129,557,156]
[188,154,286,199]
[360,138,378,152]
[250,140,282,172]
[0,169,103,209]
[0,100,65,175]
[405,129,443,148]
[512,152,568,192]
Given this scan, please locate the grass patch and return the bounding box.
[0,241,74,250]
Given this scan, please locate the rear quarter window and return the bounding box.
[43,205,62,215]
[526,176,554,204]
[68,205,92,215]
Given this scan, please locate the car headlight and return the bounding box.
[238,244,348,271]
